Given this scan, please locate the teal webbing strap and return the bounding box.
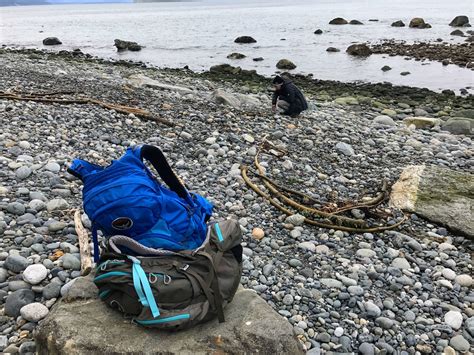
[128,256,160,318]
[132,263,148,307]
[215,223,224,242]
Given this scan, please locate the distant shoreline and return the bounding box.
[2,46,473,110]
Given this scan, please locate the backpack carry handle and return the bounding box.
[139,145,193,204]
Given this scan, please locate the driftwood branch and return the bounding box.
[254,144,367,228]
[241,165,407,233]
[74,210,93,276]
[0,91,174,127]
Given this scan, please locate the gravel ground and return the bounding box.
[0,50,473,354]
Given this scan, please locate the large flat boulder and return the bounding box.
[212,88,262,109]
[403,116,442,129]
[390,165,473,238]
[441,117,473,135]
[35,276,303,355]
[127,74,194,95]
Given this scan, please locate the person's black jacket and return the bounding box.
[272,79,308,116]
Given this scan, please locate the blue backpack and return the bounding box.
[68,145,213,262]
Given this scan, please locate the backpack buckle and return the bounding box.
[180,264,189,271]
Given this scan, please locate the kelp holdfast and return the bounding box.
[93,219,243,330]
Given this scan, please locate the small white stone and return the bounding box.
[356,249,376,258]
[454,274,473,287]
[23,264,48,285]
[298,242,316,253]
[444,311,463,330]
[437,279,453,289]
[391,257,411,270]
[334,327,344,337]
[438,243,456,251]
[315,245,330,254]
[242,134,255,143]
[20,302,49,322]
[44,162,61,173]
[442,268,456,280]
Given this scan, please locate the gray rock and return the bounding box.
[365,301,381,317]
[16,166,32,180]
[0,268,8,283]
[315,332,331,343]
[4,254,29,273]
[114,39,142,51]
[390,165,473,238]
[374,115,396,126]
[276,59,296,70]
[391,257,411,270]
[283,294,294,305]
[19,341,36,354]
[297,242,316,253]
[20,302,49,322]
[449,15,470,27]
[335,142,355,156]
[7,202,25,215]
[449,335,470,352]
[356,248,376,258]
[348,285,364,295]
[320,278,343,289]
[43,37,62,45]
[42,281,62,300]
[35,280,303,354]
[44,162,61,173]
[23,264,48,285]
[46,198,69,212]
[0,335,7,352]
[359,342,375,355]
[9,280,31,291]
[404,310,416,321]
[61,254,81,270]
[346,44,372,56]
[441,117,473,135]
[4,289,35,317]
[375,317,394,329]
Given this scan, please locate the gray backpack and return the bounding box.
[93,219,243,330]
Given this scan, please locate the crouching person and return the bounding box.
[271,75,308,117]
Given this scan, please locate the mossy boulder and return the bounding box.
[449,15,470,27]
[391,20,405,27]
[234,36,257,44]
[329,17,348,25]
[276,59,296,70]
[334,96,359,105]
[381,108,397,117]
[227,53,246,60]
[390,165,473,238]
[346,44,372,56]
[441,117,473,135]
[409,18,430,29]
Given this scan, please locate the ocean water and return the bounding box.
[1,0,473,93]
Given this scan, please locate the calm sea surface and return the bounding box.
[1,0,473,93]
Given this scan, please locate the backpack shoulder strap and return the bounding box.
[67,159,104,181]
[133,145,193,204]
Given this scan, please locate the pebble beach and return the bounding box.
[0,46,473,355]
